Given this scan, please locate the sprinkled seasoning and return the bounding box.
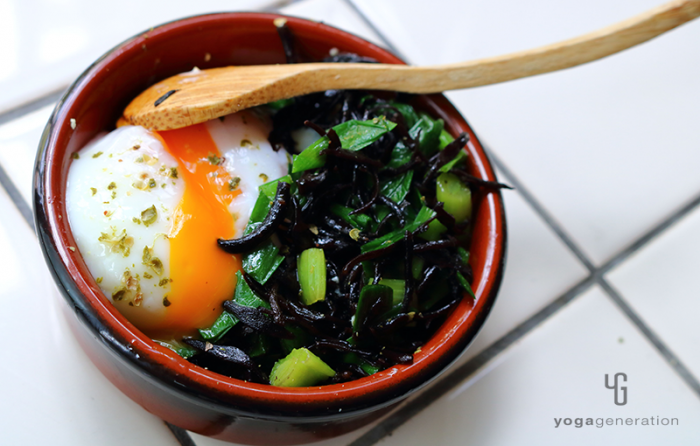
[90,187,97,196]
[107,182,117,190]
[158,278,169,287]
[96,277,103,284]
[163,296,171,307]
[207,153,222,165]
[72,152,80,160]
[132,217,142,224]
[98,229,134,257]
[142,246,164,276]
[93,151,103,158]
[148,178,157,188]
[240,139,253,147]
[143,272,153,279]
[229,177,241,190]
[259,173,269,182]
[141,205,158,227]
[170,167,178,179]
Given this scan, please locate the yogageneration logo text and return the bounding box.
[605,373,627,406]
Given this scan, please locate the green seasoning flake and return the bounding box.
[170,167,178,179]
[229,177,241,190]
[142,245,164,276]
[92,151,103,158]
[207,153,222,165]
[141,205,157,227]
[90,187,97,196]
[98,229,134,257]
[148,178,157,188]
[107,182,117,190]
[270,348,335,387]
[72,152,80,160]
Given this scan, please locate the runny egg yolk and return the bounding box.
[151,123,241,340]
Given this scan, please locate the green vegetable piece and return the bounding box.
[330,204,373,231]
[353,284,393,333]
[292,117,397,173]
[436,172,472,222]
[243,241,285,285]
[377,279,405,307]
[280,325,313,354]
[198,311,237,342]
[343,352,380,376]
[377,278,406,320]
[438,128,455,150]
[297,248,327,305]
[200,270,271,340]
[361,206,436,253]
[389,101,419,128]
[457,247,470,266]
[258,175,293,201]
[379,171,413,205]
[266,98,294,110]
[155,340,198,359]
[457,271,476,299]
[419,220,447,241]
[240,181,291,284]
[411,115,444,156]
[334,116,397,151]
[411,257,425,280]
[249,334,273,358]
[439,151,467,173]
[270,348,335,387]
[385,141,413,169]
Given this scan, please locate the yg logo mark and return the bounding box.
[605,373,628,406]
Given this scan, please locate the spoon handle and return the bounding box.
[320,0,700,92]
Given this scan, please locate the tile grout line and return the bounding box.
[348,275,597,446]
[165,423,198,446]
[598,278,700,398]
[342,0,410,62]
[0,88,65,127]
[484,146,597,273]
[0,163,35,232]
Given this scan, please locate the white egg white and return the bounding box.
[66,111,291,330]
[206,111,290,236]
[66,126,183,323]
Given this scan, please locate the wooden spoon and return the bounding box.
[122,0,700,131]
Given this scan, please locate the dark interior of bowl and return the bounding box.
[35,11,506,428]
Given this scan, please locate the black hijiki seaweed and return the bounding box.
[180,21,510,385]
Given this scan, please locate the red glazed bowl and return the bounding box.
[33,12,506,445]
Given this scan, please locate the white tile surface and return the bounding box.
[0,187,179,445]
[280,0,382,47]
[375,286,700,446]
[607,204,700,381]
[351,0,700,265]
[0,0,281,113]
[0,104,54,204]
[456,168,589,364]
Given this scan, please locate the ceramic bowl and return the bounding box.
[33,12,506,445]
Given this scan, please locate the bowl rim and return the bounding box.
[33,11,507,419]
